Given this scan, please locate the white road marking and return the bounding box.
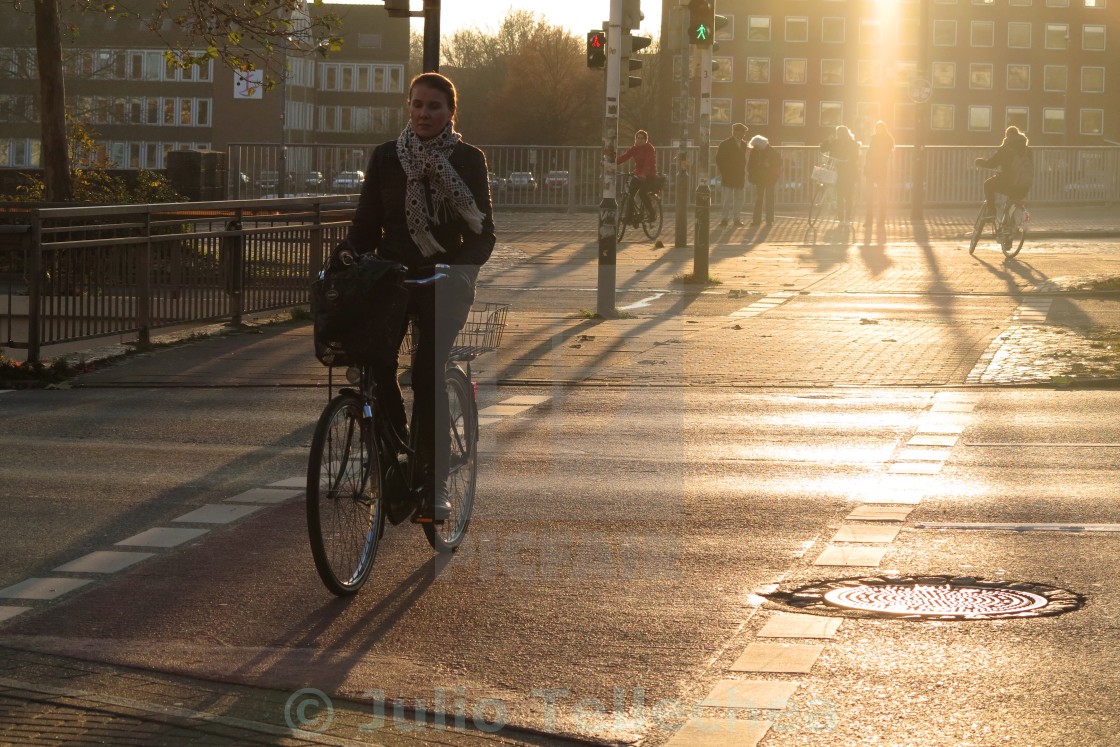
[0,577,93,600]
[116,527,209,548]
[619,292,665,310]
[171,504,262,524]
[53,551,154,574]
[813,545,888,567]
[758,613,841,639]
[918,522,1120,532]
[700,679,799,710]
[730,643,825,674]
[226,488,302,504]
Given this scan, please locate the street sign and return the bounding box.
[909,78,932,104]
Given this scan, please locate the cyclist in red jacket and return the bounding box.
[616,129,658,223]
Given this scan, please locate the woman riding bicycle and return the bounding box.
[334,72,495,523]
[975,125,1033,218]
[616,129,658,223]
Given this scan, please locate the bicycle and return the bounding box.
[616,174,663,242]
[306,264,509,596]
[968,189,1029,258]
[807,155,838,227]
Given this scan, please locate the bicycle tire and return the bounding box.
[1002,204,1027,258]
[424,367,477,552]
[968,205,986,255]
[616,197,628,242]
[641,195,663,240]
[307,392,383,595]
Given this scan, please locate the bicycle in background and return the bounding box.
[306,264,509,596]
[969,190,1030,258]
[807,155,839,227]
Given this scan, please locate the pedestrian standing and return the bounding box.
[820,125,862,225]
[864,121,894,226]
[715,123,749,227]
[747,134,781,226]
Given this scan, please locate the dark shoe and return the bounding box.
[718,219,728,228]
[412,484,450,524]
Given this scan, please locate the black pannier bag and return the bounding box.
[311,255,410,368]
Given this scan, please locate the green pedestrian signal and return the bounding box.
[694,23,710,42]
[687,0,715,46]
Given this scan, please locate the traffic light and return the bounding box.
[687,0,715,46]
[621,31,653,89]
[586,30,607,69]
[622,0,643,31]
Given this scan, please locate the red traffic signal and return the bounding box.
[587,30,607,69]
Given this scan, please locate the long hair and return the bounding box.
[1001,125,1029,147]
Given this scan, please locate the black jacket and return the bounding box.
[347,140,496,270]
[715,137,747,188]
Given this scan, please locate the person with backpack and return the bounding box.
[747,134,781,226]
[975,125,1033,218]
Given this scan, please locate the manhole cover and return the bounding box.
[767,575,1083,620]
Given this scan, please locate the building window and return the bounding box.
[1083,0,1105,6]
[1010,0,1031,4]
[971,21,995,47]
[748,16,771,42]
[745,99,769,125]
[1046,0,1069,5]
[821,59,844,85]
[713,57,734,82]
[1044,65,1067,92]
[932,62,956,87]
[357,33,382,48]
[786,16,808,42]
[822,17,845,43]
[1083,25,1106,51]
[820,102,843,127]
[895,103,916,129]
[858,61,881,86]
[970,63,993,89]
[712,98,731,124]
[1082,66,1105,92]
[1006,107,1029,130]
[1045,23,1069,49]
[860,19,881,45]
[1042,107,1066,134]
[1081,109,1103,135]
[783,100,807,126]
[894,61,917,88]
[1007,64,1031,90]
[785,58,808,84]
[746,58,770,83]
[1008,22,1032,48]
[969,105,992,130]
[933,20,957,46]
[931,104,955,130]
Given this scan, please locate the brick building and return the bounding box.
[660,0,1118,148]
[0,2,409,171]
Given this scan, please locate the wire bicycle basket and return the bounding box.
[400,302,511,360]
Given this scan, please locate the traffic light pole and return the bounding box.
[693,43,712,281]
[597,0,624,318]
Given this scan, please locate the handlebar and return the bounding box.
[404,264,449,286]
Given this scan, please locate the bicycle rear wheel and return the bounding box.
[1002,204,1028,258]
[616,197,629,242]
[307,392,383,595]
[641,195,663,240]
[424,367,477,552]
[968,205,987,255]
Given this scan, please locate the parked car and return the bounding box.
[506,172,537,191]
[255,171,295,193]
[544,170,570,189]
[304,171,325,190]
[488,171,506,193]
[332,170,365,192]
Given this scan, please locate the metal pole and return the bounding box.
[597,0,623,317]
[278,43,288,198]
[911,0,931,219]
[693,43,712,281]
[423,0,441,72]
[674,5,691,248]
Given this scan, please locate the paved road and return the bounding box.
[1,208,1119,745]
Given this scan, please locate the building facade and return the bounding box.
[0,3,409,171]
[660,0,1117,148]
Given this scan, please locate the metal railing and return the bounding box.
[2,197,355,363]
[229,142,1120,210]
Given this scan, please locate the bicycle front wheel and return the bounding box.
[616,199,628,242]
[807,183,828,227]
[424,367,477,553]
[968,205,986,255]
[307,393,383,595]
[641,195,663,240]
[1003,205,1028,258]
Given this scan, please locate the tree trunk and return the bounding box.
[34,0,72,202]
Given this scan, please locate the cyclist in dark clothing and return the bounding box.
[975,125,1032,218]
[338,72,495,523]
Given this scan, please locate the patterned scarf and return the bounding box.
[395,121,485,257]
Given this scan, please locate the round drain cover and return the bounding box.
[767,575,1083,621]
[823,583,1047,618]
